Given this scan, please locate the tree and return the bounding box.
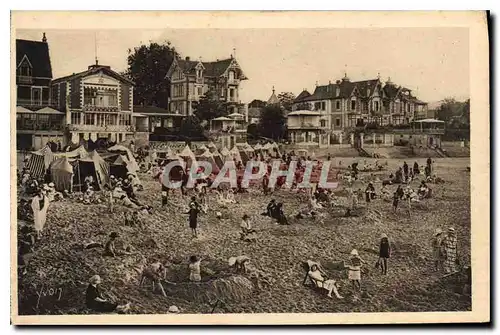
[193,90,230,123]
[436,98,463,122]
[179,116,205,140]
[126,41,179,109]
[295,101,312,111]
[277,92,296,111]
[258,105,286,141]
[246,123,259,140]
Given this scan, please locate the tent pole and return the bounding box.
[77,162,82,193]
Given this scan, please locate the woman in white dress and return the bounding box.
[308,264,343,299]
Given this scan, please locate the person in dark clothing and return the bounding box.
[393,185,404,211]
[426,157,432,175]
[394,167,403,183]
[262,199,276,217]
[424,165,431,178]
[186,196,201,238]
[402,161,409,181]
[181,170,189,196]
[413,162,420,175]
[274,203,288,225]
[365,183,375,203]
[327,153,331,161]
[86,275,130,313]
[262,174,270,195]
[378,233,391,275]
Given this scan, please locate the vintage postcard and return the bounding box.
[10,11,489,325]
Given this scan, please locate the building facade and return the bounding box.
[16,34,66,150]
[51,63,135,145]
[165,55,247,116]
[293,74,429,146]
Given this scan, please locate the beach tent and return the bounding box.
[49,156,74,191]
[179,144,198,170]
[107,144,140,172]
[196,149,221,174]
[109,154,138,180]
[74,150,110,190]
[220,146,231,157]
[54,146,88,159]
[230,146,242,163]
[25,145,56,179]
[254,143,262,151]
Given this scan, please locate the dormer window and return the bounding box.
[19,65,31,77]
[196,69,203,78]
[229,70,235,81]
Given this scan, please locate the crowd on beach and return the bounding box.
[17,141,466,313]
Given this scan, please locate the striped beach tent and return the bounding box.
[26,145,56,179]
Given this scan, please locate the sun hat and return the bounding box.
[350,249,359,256]
[110,175,115,179]
[435,228,443,235]
[168,305,180,313]
[89,275,102,285]
[381,233,388,239]
[43,184,50,190]
[228,257,237,267]
[48,182,55,187]
[448,227,455,232]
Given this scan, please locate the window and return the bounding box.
[196,69,202,78]
[32,88,42,105]
[351,100,356,110]
[320,120,327,127]
[20,65,31,77]
[336,101,341,110]
[197,87,203,96]
[84,113,94,125]
[374,101,379,111]
[229,71,235,81]
[335,118,341,127]
[321,102,326,110]
[314,102,321,111]
[71,112,81,125]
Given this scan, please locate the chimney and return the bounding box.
[42,32,47,43]
[185,56,190,61]
[336,80,341,84]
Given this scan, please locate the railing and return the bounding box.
[82,105,120,113]
[288,122,321,129]
[17,76,34,84]
[67,124,135,132]
[17,99,58,108]
[17,123,65,131]
[227,79,240,85]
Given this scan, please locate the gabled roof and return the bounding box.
[294,90,311,102]
[52,64,134,85]
[248,99,266,108]
[267,90,279,105]
[16,39,52,78]
[167,57,246,79]
[383,83,401,99]
[354,79,380,97]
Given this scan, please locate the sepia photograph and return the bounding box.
[10,11,489,325]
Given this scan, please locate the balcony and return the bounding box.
[17,99,58,108]
[287,122,321,130]
[17,122,65,132]
[67,124,136,132]
[227,78,240,86]
[82,105,120,113]
[17,76,34,84]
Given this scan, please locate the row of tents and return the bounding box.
[24,144,141,192]
[154,142,281,173]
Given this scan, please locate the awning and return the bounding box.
[37,107,64,114]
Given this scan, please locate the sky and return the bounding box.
[16,28,470,104]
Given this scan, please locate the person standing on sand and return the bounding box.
[432,228,444,271]
[186,196,201,238]
[347,249,366,293]
[189,255,202,282]
[403,161,409,182]
[378,233,391,275]
[426,157,433,175]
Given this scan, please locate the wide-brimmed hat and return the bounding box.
[350,249,359,256]
[448,227,456,232]
[435,228,443,235]
[110,175,115,179]
[168,305,180,313]
[48,182,55,187]
[380,233,388,239]
[228,257,237,267]
[42,184,50,190]
[89,275,102,285]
